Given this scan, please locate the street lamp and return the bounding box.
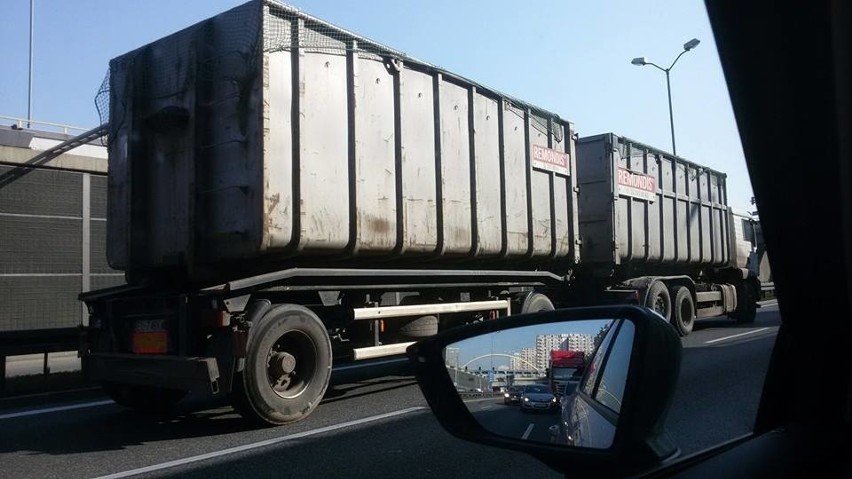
[28,0,35,128]
[631,38,700,155]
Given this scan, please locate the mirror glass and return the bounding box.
[443,318,635,449]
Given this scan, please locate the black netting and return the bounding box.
[93,0,564,147]
[264,4,391,61]
[263,1,565,138]
[94,69,109,138]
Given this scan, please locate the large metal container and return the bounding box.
[576,134,734,276]
[105,0,579,282]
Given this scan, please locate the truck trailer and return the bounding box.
[78,0,761,425]
[572,134,761,336]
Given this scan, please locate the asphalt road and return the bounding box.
[465,396,560,444]
[667,301,780,454]
[0,303,779,478]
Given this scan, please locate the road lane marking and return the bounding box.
[92,406,427,479]
[332,358,409,371]
[521,423,535,440]
[705,327,771,344]
[463,397,500,404]
[0,400,114,421]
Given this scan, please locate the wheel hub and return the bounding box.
[265,331,317,399]
[270,351,296,377]
[268,351,296,389]
[655,297,667,315]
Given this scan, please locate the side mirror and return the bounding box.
[407,305,682,477]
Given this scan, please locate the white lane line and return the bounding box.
[521,423,535,440]
[332,358,409,371]
[705,327,771,344]
[0,400,114,421]
[92,406,426,479]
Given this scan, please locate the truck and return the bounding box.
[78,0,762,425]
[572,134,761,336]
[548,349,586,396]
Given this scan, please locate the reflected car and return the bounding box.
[519,384,558,413]
[503,386,523,405]
[551,319,634,448]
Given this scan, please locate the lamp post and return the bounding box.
[28,0,35,128]
[631,38,700,156]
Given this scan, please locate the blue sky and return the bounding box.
[0,0,753,211]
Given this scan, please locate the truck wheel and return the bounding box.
[671,286,695,336]
[104,383,186,414]
[397,315,439,338]
[521,293,555,314]
[733,283,758,324]
[231,304,332,426]
[395,295,439,339]
[645,282,672,321]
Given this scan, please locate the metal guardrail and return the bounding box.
[0,328,79,357]
[759,282,776,301]
[0,328,80,393]
[458,391,502,398]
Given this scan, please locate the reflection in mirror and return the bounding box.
[443,319,635,449]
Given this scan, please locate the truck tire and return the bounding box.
[397,315,439,338]
[395,295,439,339]
[732,282,758,324]
[671,286,695,337]
[645,282,672,321]
[104,384,186,414]
[521,293,555,314]
[230,304,332,426]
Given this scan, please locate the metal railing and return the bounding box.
[0,115,90,136]
[458,390,502,398]
[0,328,81,393]
[760,282,776,301]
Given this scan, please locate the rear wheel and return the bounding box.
[645,282,672,321]
[104,384,186,414]
[672,286,695,336]
[230,304,332,426]
[521,292,555,314]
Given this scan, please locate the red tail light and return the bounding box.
[132,319,169,354]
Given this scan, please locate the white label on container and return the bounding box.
[617,167,656,202]
[532,144,570,176]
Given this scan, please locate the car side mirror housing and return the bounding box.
[406,305,682,477]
